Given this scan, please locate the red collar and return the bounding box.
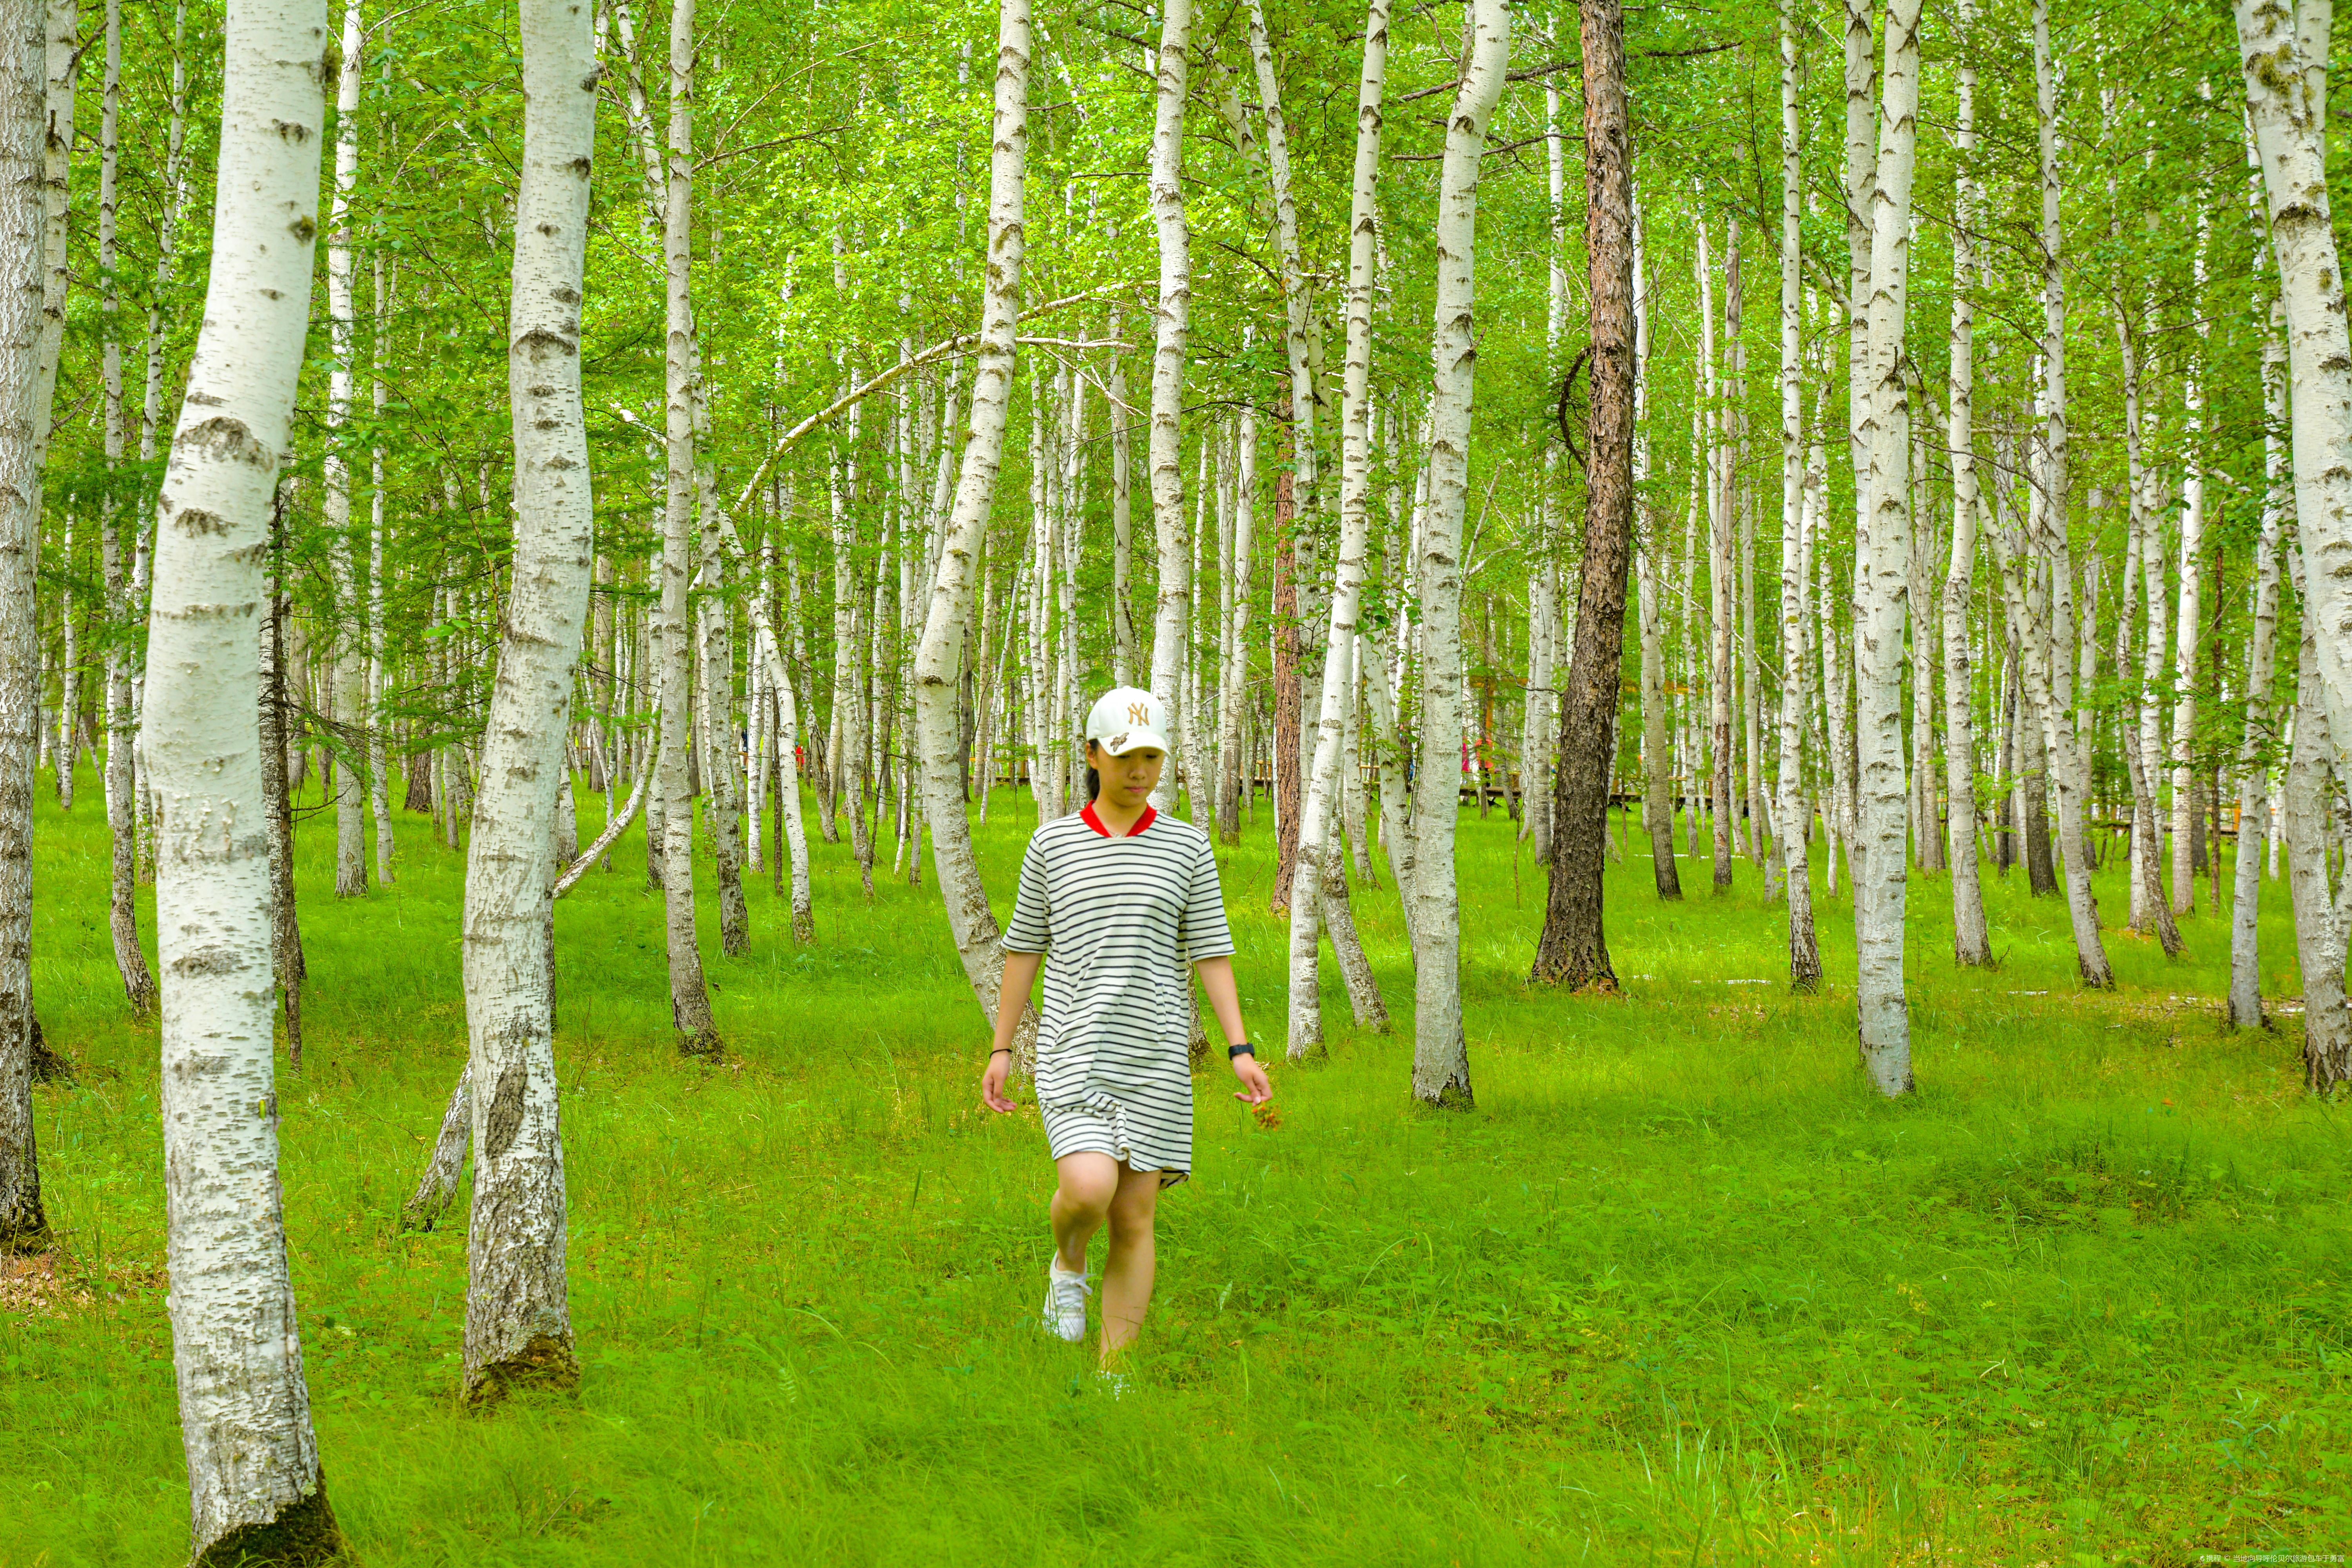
[1081,802,1157,838]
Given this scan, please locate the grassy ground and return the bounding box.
[4,768,2349,1566]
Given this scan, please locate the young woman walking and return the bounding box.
[980,686,1272,1376]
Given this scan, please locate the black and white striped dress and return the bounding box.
[1002,803,1236,1186]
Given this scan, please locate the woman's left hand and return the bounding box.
[1230,1053,1272,1105]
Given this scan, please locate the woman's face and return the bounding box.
[1091,743,1164,810]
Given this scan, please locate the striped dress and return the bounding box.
[1002,803,1236,1185]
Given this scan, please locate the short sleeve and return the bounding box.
[1178,836,1236,961]
[1002,833,1053,953]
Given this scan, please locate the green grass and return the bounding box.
[6,768,2350,1565]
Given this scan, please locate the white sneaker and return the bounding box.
[1096,1369,1132,1399]
[1042,1265,1089,1343]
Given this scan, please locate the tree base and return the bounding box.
[676,1028,723,1060]
[194,1480,343,1567]
[464,1331,581,1407]
[1412,1082,1475,1112]
[0,1217,51,1256]
[1528,948,1619,993]
[29,1037,73,1085]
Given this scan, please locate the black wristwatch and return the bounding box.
[1228,1043,1255,1060]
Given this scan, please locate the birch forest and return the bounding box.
[7,0,2352,1559]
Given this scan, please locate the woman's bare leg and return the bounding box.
[1099,1162,1161,1363]
[1051,1152,1119,1272]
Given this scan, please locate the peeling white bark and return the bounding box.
[461,0,598,1403]
[147,0,339,1551]
[2239,0,2352,804]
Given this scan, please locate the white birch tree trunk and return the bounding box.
[146,0,340,1549]
[1851,0,1922,1096]
[57,510,73,806]
[28,0,68,488]
[2238,0,2352,824]
[913,0,1037,1063]
[1408,0,1508,1109]
[1107,296,1138,688]
[1943,0,1991,966]
[96,0,149,1014]
[691,367,747,956]
[0,0,45,1254]
[1698,218,1733,890]
[1285,0,1388,1063]
[461,0,596,1402]
[1217,404,1256,841]
[327,0,366,898]
[659,0,715,1052]
[2033,0,2112,989]
[2230,307,2287,1027]
[1777,0,1820,987]
[369,257,393,885]
[1143,0,1192,813]
[2171,416,2206,918]
[1524,76,1570,860]
[2283,616,2352,1089]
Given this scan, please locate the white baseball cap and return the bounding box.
[1085,686,1171,757]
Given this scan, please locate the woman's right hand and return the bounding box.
[980,1050,1016,1113]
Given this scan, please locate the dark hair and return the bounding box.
[1083,739,1100,803]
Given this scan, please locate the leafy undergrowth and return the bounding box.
[4,771,2348,1565]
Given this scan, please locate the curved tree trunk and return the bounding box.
[146,0,340,1551]
[912,0,1038,1072]
[1409,0,1508,1096]
[1284,0,1387,1064]
[460,0,597,1403]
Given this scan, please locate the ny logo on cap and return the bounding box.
[1127,701,1151,724]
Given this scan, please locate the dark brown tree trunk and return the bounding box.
[265,486,305,1067]
[1269,463,1302,915]
[2024,755,2056,897]
[1531,0,1635,991]
[403,751,432,813]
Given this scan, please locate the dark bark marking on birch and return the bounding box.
[483,1058,528,1161]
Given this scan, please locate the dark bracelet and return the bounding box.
[1227,1043,1255,1060]
[989,1048,1011,1057]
